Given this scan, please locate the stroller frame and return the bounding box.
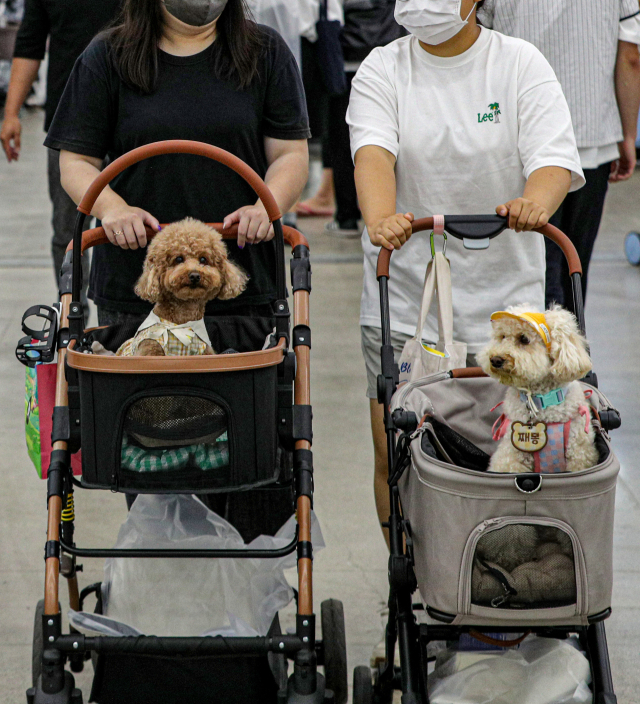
[356,215,618,704]
[26,140,339,704]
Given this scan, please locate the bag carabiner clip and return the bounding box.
[430,213,447,258]
[430,230,447,258]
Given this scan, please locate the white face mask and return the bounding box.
[395,0,477,45]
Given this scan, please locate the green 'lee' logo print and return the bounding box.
[478,102,501,124]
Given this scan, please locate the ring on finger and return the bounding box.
[113,230,125,237]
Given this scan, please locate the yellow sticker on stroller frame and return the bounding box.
[511,422,548,453]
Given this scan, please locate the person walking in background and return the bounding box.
[296,0,344,219]
[297,0,405,236]
[478,0,640,310]
[324,0,405,237]
[0,0,121,317]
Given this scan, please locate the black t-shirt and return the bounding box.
[45,27,310,314]
[12,0,121,130]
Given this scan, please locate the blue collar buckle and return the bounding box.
[519,386,569,412]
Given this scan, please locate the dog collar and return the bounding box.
[490,311,552,351]
[519,386,570,412]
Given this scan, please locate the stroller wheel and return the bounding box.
[321,599,348,704]
[625,232,640,265]
[353,666,374,704]
[31,600,45,688]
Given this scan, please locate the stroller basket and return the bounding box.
[67,339,286,493]
[394,373,620,627]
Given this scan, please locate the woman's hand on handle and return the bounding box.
[59,149,160,249]
[368,212,414,251]
[354,145,414,251]
[223,202,273,248]
[496,165,572,233]
[495,198,549,233]
[222,137,308,249]
[101,205,160,250]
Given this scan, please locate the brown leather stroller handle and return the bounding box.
[376,216,582,279]
[66,223,309,253]
[77,140,282,222]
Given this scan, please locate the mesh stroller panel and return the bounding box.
[118,392,232,489]
[124,395,228,444]
[472,525,577,610]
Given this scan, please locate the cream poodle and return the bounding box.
[477,305,598,474]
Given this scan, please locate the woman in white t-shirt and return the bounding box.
[346,0,585,542]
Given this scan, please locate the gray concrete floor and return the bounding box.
[0,108,638,703]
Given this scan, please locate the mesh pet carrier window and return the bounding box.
[472,525,576,610]
[119,394,231,487]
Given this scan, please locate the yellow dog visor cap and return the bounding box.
[490,311,552,351]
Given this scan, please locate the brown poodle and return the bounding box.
[118,218,248,357]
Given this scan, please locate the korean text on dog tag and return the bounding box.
[511,421,548,452]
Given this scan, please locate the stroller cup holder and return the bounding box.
[16,304,59,367]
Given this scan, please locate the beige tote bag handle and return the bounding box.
[414,252,454,350]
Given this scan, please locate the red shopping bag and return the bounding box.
[25,364,82,479]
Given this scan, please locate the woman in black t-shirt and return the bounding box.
[45,0,310,323]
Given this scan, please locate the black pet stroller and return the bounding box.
[17,140,347,704]
[352,216,622,704]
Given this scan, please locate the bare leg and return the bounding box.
[296,168,335,214]
[370,399,390,549]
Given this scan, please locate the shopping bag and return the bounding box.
[25,364,82,478]
[398,251,467,384]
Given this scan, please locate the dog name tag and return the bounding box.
[511,422,547,452]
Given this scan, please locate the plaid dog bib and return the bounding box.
[117,312,212,356]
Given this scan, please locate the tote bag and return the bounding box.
[398,251,467,384]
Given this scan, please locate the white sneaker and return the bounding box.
[324,220,361,238]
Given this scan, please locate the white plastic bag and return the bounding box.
[69,494,324,638]
[428,636,592,704]
[398,251,467,384]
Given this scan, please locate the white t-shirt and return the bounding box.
[347,28,585,353]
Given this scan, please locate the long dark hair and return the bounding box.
[105,0,264,94]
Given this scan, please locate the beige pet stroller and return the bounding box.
[352,215,622,704]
